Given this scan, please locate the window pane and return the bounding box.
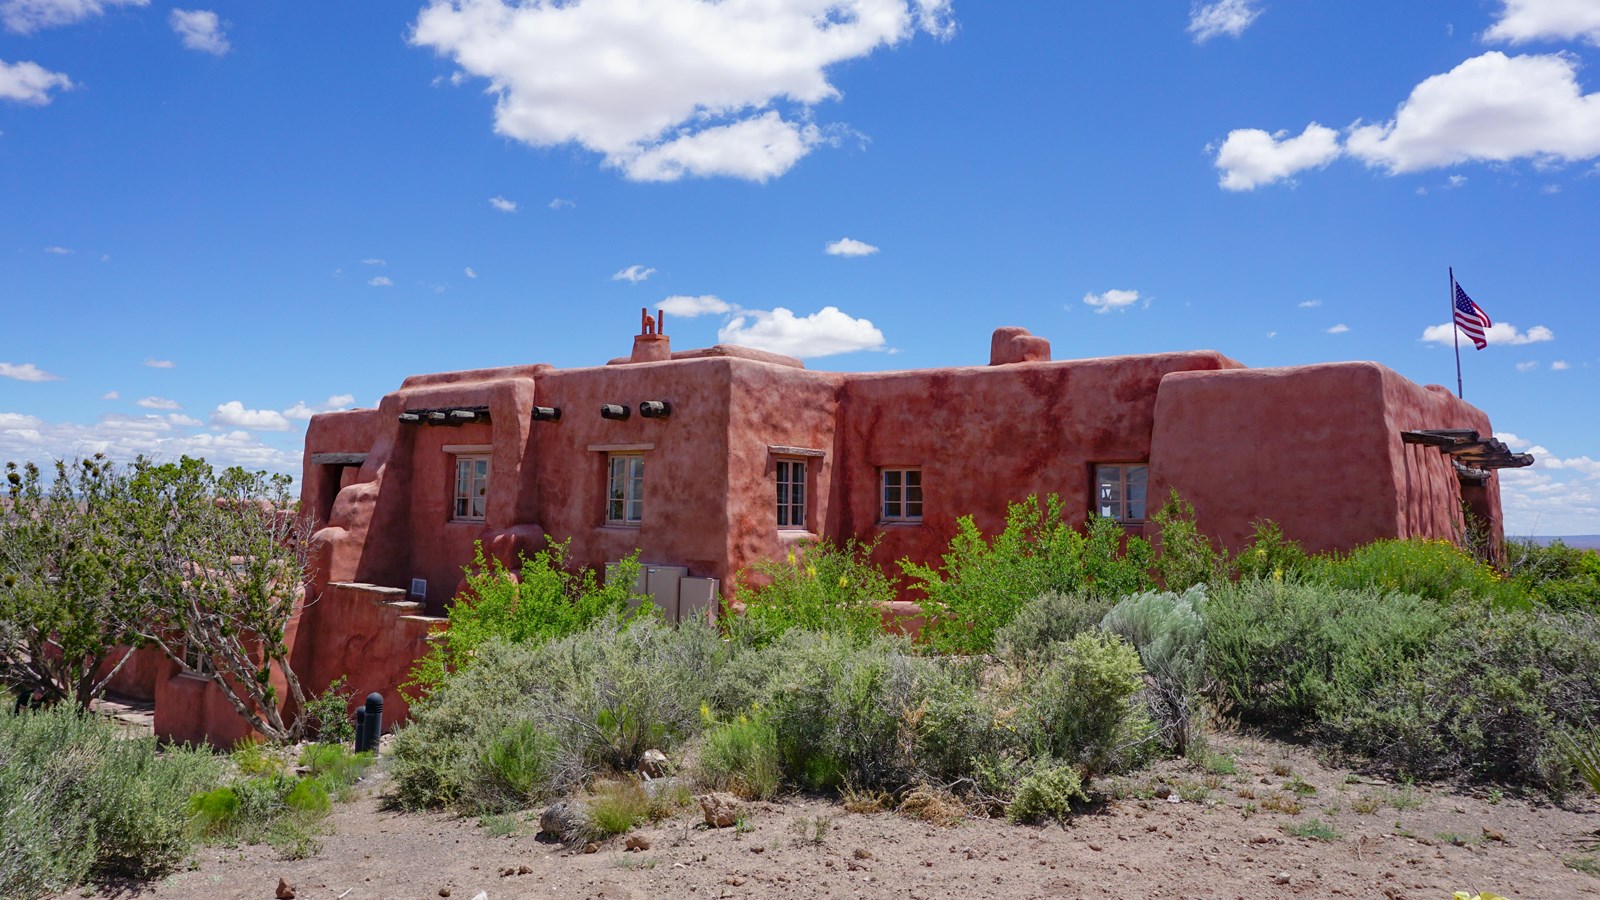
[1127,466,1148,521]
[906,501,922,519]
[906,481,922,506]
[905,470,920,488]
[884,470,901,489]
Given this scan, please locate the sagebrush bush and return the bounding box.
[407,539,646,694]
[1021,631,1152,779]
[1101,585,1208,756]
[993,589,1114,669]
[391,614,725,811]
[1004,760,1087,823]
[697,710,782,800]
[733,538,897,645]
[903,496,1153,654]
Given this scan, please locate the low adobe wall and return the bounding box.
[296,581,444,727]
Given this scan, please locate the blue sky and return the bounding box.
[2,0,1597,535]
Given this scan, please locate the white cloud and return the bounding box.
[717,305,885,357]
[488,195,517,213]
[1484,0,1600,46]
[1298,299,1322,308]
[362,258,386,266]
[166,413,201,427]
[410,0,954,182]
[1188,0,1261,43]
[0,362,60,382]
[43,245,71,255]
[658,294,734,318]
[1516,360,1539,371]
[1266,331,1277,338]
[210,401,291,431]
[825,237,880,257]
[548,198,575,210]
[612,264,656,284]
[1,0,147,34]
[1326,323,1350,334]
[1552,359,1571,370]
[168,8,229,56]
[1420,321,1555,346]
[1215,122,1341,190]
[1346,52,1600,174]
[100,390,119,400]
[0,59,72,104]
[283,394,355,421]
[1082,289,1142,314]
[136,395,180,410]
[368,276,393,287]
[0,413,299,476]
[1495,431,1533,450]
[144,358,174,369]
[1448,174,1468,188]
[464,266,477,278]
[1542,183,1563,193]
[1499,461,1600,536]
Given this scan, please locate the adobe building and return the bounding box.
[126,311,1532,745]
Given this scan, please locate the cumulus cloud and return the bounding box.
[144,358,175,369]
[210,401,291,431]
[1,0,147,34]
[0,59,72,105]
[136,395,180,410]
[1082,289,1142,314]
[1298,299,1322,308]
[464,266,477,278]
[1346,52,1600,173]
[717,305,885,357]
[1484,0,1600,45]
[1188,0,1261,43]
[488,195,517,212]
[1215,122,1341,190]
[825,237,879,257]
[43,245,71,254]
[657,294,734,318]
[0,362,60,382]
[1326,323,1350,334]
[1516,360,1539,371]
[410,0,955,182]
[368,276,393,287]
[548,198,575,210]
[612,264,656,284]
[1420,321,1555,346]
[169,9,229,55]
[1552,359,1571,370]
[0,413,300,476]
[283,394,355,421]
[100,390,119,400]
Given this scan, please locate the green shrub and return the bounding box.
[1233,520,1308,581]
[230,740,286,777]
[1022,632,1152,779]
[1150,491,1228,591]
[903,495,1154,655]
[1505,539,1600,610]
[471,720,561,812]
[1004,760,1087,823]
[284,778,331,816]
[1309,538,1514,605]
[1100,585,1208,756]
[0,705,222,898]
[300,676,356,744]
[296,743,374,800]
[407,540,647,695]
[585,779,651,836]
[187,787,242,836]
[697,710,782,800]
[733,538,897,645]
[993,589,1114,669]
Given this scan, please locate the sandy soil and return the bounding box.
[78,734,1600,900]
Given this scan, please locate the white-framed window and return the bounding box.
[880,468,922,522]
[453,455,490,521]
[1094,463,1148,524]
[776,459,807,529]
[607,454,645,526]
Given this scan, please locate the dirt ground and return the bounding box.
[76,734,1600,900]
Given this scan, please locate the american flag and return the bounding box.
[1454,282,1491,350]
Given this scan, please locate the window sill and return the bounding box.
[600,523,642,530]
[448,518,486,526]
[777,530,818,544]
[877,520,923,527]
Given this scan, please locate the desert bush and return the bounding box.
[467,721,562,812]
[903,495,1154,654]
[1020,631,1153,779]
[993,589,1114,669]
[585,779,651,836]
[1150,491,1228,591]
[301,676,356,744]
[407,540,646,695]
[1504,539,1600,610]
[1004,760,1087,823]
[1233,520,1309,581]
[1101,585,1209,756]
[391,614,724,811]
[697,710,782,800]
[733,538,897,645]
[0,705,222,898]
[1308,538,1514,605]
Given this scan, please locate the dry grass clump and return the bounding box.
[896,785,968,827]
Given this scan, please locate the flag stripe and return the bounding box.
[1454,282,1491,350]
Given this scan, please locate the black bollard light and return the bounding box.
[354,707,368,752]
[362,692,384,753]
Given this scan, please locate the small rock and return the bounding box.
[1250,833,1275,845]
[723,876,746,886]
[439,889,451,898]
[640,749,670,778]
[626,835,652,852]
[698,792,745,828]
[1089,844,1102,852]
[1274,872,1291,885]
[584,843,600,854]
[1483,827,1504,842]
[518,865,531,874]
[1153,785,1172,799]
[539,800,588,843]
[853,848,874,860]
[750,846,764,854]
[275,877,296,900]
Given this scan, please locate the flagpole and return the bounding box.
[1450,266,1463,399]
